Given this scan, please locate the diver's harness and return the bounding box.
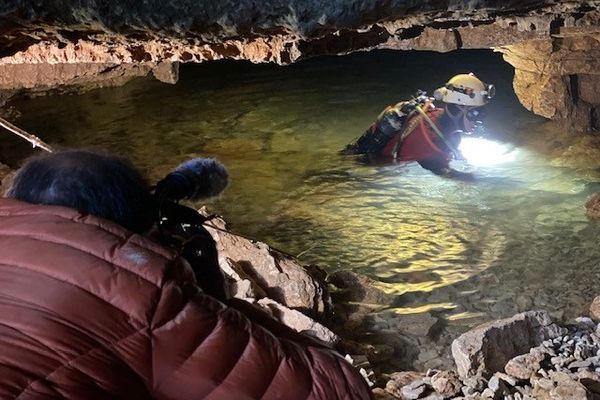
[344,91,462,159]
[390,91,462,160]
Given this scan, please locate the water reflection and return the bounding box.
[6,50,600,367]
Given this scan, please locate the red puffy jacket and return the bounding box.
[0,198,371,399]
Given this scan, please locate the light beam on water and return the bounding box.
[459,136,517,166]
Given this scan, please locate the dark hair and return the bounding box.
[6,149,156,233]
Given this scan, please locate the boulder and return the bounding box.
[255,298,339,345]
[203,215,330,318]
[451,311,566,379]
[401,379,430,400]
[220,257,268,300]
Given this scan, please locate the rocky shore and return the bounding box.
[190,210,600,400]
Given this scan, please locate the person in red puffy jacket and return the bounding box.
[0,149,372,399]
[343,73,494,176]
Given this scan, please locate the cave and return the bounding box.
[2,2,600,399]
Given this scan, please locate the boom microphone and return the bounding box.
[154,158,229,202]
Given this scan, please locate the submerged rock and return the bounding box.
[585,194,600,220]
[329,270,395,305]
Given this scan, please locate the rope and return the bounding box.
[0,116,53,152]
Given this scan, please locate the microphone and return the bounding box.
[155,158,229,202]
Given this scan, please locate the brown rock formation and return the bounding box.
[499,26,600,131]
[451,310,566,379]
[201,214,331,319]
[2,1,600,129]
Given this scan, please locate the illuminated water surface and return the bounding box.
[7,50,600,369]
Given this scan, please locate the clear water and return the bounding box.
[6,50,600,370]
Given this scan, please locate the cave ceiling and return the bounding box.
[1,1,600,130]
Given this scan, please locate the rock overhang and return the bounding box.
[1,1,600,130]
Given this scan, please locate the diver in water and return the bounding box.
[342,73,495,176]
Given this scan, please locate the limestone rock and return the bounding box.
[505,348,547,380]
[500,28,600,131]
[219,257,268,300]
[532,371,592,400]
[0,62,177,93]
[451,311,566,379]
[401,379,430,400]
[151,62,179,84]
[385,371,425,398]
[255,298,339,345]
[203,216,330,318]
[430,370,461,398]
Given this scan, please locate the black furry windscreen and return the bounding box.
[154,158,229,202]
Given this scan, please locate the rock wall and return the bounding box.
[499,25,600,132]
[1,1,600,130]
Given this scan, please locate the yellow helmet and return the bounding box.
[434,73,495,107]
